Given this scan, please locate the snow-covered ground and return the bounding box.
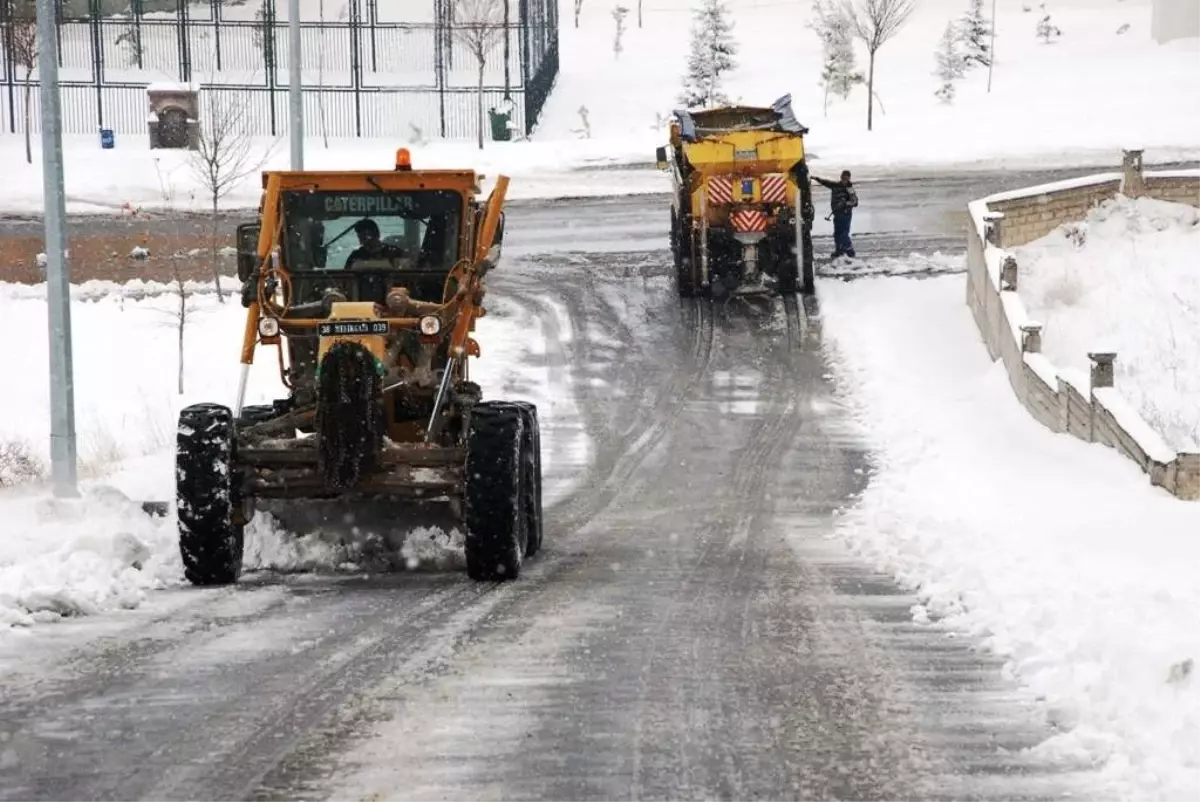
[0,276,586,637]
[819,274,1200,801]
[2,0,1196,214]
[1013,195,1200,451]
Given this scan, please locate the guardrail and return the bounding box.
[965,150,1200,500]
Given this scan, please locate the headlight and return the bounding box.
[419,315,441,336]
[258,316,280,338]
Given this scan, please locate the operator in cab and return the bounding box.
[344,218,406,268]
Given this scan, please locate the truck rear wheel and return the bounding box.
[465,401,527,581]
[671,210,695,297]
[511,401,544,558]
[177,403,244,586]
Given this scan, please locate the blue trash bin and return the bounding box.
[100,128,114,149]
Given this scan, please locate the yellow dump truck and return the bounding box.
[656,95,815,297]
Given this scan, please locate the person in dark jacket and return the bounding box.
[813,170,858,259]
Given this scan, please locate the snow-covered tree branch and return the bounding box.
[678,0,739,109]
[958,0,992,68]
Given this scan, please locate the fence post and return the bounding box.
[1121,149,1145,198]
[349,0,362,136]
[264,0,277,136]
[1020,322,1042,354]
[1089,352,1115,389]
[434,0,447,137]
[982,211,1004,247]
[1,0,14,134]
[88,0,104,128]
[368,0,377,72]
[177,0,192,83]
[211,0,223,71]
[519,0,531,132]
[1000,255,1018,291]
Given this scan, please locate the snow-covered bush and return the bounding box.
[678,0,738,109]
[0,440,45,488]
[1037,14,1062,42]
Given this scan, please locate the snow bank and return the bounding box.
[0,270,585,633]
[0,487,181,633]
[818,274,1200,801]
[1014,196,1200,451]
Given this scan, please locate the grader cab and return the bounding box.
[176,150,543,586]
[656,95,816,298]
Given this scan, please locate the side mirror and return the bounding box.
[236,222,261,283]
[655,146,668,171]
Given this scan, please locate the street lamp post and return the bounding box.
[37,0,78,497]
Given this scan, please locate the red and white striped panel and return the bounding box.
[761,173,788,204]
[707,176,734,205]
[731,208,768,233]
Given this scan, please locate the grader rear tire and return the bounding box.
[177,403,244,586]
[465,401,527,581]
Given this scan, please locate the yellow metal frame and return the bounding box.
[237,165,510,390]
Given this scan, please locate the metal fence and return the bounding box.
[0,0,559,139]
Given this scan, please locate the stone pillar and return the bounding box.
[983,212,1004,247]
[1122,149,1146,198]
[1020,323,1042,353]
[1089,352,1116,388]
[1001,256,1018,291]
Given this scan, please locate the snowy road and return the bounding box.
[0,182,1111,800]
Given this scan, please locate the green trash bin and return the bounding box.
[488,106,513,142]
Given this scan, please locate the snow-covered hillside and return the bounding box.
[535,0,1200,168]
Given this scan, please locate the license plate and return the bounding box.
[733,148,757,161]
[318,320,390,337]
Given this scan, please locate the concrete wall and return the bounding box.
[965,150,1200,501]
[1153,0,1200,44]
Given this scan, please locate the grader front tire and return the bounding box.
[176,403,244,586]
[465,401,527,581]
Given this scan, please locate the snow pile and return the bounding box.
[818,275,1200,800]
[0,486,182,633]
[1014,195,1200,451]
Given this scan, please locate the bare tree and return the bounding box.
[5,1,38,164]
[190,89,276,300]
[452,0,506,150]
[843,0,916,131]
[612,5,629,59]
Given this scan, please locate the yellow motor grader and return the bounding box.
[656,94,816,298]
[176,150,543,585]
